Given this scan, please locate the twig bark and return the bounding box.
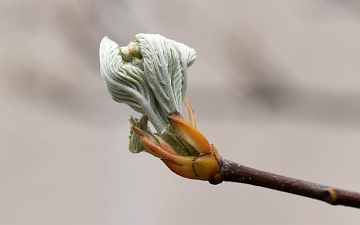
[211,160,360,209]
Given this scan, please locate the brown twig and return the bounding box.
[210,160,360,209]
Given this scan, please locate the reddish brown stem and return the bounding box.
[211,160,360,209]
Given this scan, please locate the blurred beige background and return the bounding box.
[1,0,360,224]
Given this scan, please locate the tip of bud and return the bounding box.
[119,42,142,62]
